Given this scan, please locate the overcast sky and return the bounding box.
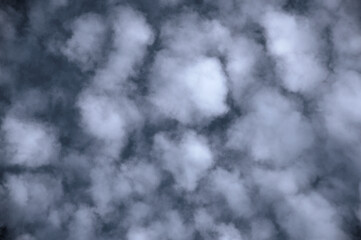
[1,0,361,239]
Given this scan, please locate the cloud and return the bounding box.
[224,36,262,105]
[322,70,361,144]
[262,9,327,93]
[1,0,361,239]
[227,88,314,165]
[217,223,244,240]
[159,12,230,56]
[276,192,346,240]
[209,167,251,216]
[90,160,160,215]
[149,55,229,124]
[194,208,246,239]
[92,6,154,91]
[126,210,191,240]
[77,92,139,157]
[5,173,63,226]
[67,206,96,240]
[154,130,214,191]
[2,115,59,167]
[61,13,106,71]
[148,12,231,124]
[250,218,276,240]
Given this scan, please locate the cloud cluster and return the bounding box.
[1,0,361,239]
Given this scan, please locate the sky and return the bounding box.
[0,0,361,239]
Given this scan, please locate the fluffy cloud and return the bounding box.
[5,173,63,228]
[77,91,142,157]
[276,192,346,240]
[126,210,190,240]
[76,6,153,157]
[2,115,59,167]
[250,218,276,240]
[224,37,261,105]
[150,55,228,124]
[67,206,96,240]
[322,71,361,144]
[217,223,244,240]
[228,88,314,165]
[90,161,160,215]
[1,0,361,239]
[148,12,230,124]
[262,9,327,93]
[92,6,154,91]
[61,13,106,71]
[210,167,251,216]
[252,165,312,198]
[154,131,214,191]
[160,12,230,56]
[194,208,245,239]
[332,11,361,71]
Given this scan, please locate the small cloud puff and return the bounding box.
[262,9,327,93]
[62,13,106,71]
[2,115,59,167]
[150,55,229,124]
[228,88,314,165]
[154,130,214,191]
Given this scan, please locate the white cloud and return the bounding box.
[75,6,152,158]
[194,208,215,233]
[263,9,327,93]
[163,211,190,240]
[149,12,230,124]
[62,13,106,71]
[68,206,96,240]
[93,6,154,91]
[90,161,160,215]
[127,201,152,225]
[332,12,361,71]
[127,224,162,240]
[2,115,59,167]
[160,12,230,56]
[126,210,190,240]
[276,192,346,240]
[252,165,312,200]
[194,209,245,240]
[6,174,63,223]
[154,131,214,191]
[77,93,126,154]
[2,1,361,240]
[217,223,244,240]
[210,167,251,216]
[77,91,142,157]
[228,88,314,165]
[150,55,229,124]
[225,37,261,105]
[322,70,361,146]
[250,218,276,240]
